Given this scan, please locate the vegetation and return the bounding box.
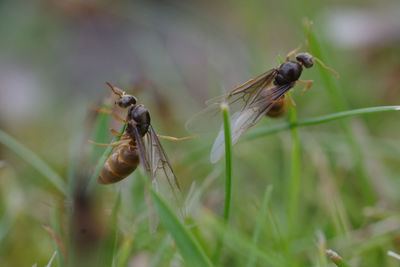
[1,1,400,266]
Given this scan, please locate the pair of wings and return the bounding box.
[186,68,294,163]
[132,124,184,230]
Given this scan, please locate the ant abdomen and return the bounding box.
[98,142,140,184]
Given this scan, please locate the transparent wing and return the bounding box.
[185,69,278,134]
[132,126,159,231]
[133,125,185,231]
[210,83,293,163]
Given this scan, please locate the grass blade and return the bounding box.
[213,102,233,263]
[101,192,121,267]
[149,187,213,267]
[307,22,375,204]
[244,106,400,140]
[246,185,273,267]
[205,213,285,266]
[221,103,233,225]
[50,206,66,267]
[287,92,301,236]
[0,130,67,196]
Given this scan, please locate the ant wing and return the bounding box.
[134,125,185,231]
[210,83,293,163]
[185,69,278,134]
[132,126,159,231]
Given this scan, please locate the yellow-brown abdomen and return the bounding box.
[266,95,287,118]
[98,143,140,184]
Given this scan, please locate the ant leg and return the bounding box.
[157,135,198,142]
[313,58,340,78]
[286,44,302,61]
[297,80,314,94]
[105,82,125,98]
[268,96,285,104]
[110,128,128,137]
[88,139,130,147]
[90,104,127,123]
[287,94,296,107]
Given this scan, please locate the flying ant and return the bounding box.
[186,22,339,163]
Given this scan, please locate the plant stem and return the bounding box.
[243,106,400,140]
[222,103,233,225]
[213,102,233,264]
[287,92,301,237]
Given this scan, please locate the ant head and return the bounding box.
[105,82,137,108]
[118,95,137,108]
[296,53,314,68]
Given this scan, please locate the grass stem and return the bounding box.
[213,102,233,264]
[244,106,400,140]
[0,130,67,196]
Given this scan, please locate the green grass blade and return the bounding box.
[115,235,134,267]
[149,187,213,267]
[213,102,233,263]
[205,214,285,266]
[101,192,121,267]
[87,123,127,192]
[221,103,233,225]
[50,206,66,267]
[0,130,67,196]
[307,22,375,204]
[90,106,111,164]
[287,92,301,236]
[246,185,273,267]
[244,106,400,140]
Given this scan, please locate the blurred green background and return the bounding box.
[1,0,400,266]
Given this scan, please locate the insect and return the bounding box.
[186,24,339,163]
[90,83,191,226]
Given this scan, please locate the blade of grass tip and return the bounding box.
[115,236,134,267]
[50,206,66,267]
[287,92,301,237]
[46,251,58,267]
[213,102,233,263]
[149,187,213,267]
[326,249,350,267]
[306,21,376,204]
[388,250,400,261]
[243,106,400,140]
[101,192,121,267]
[87,123,127,192]
[0,130,67,196]
[246,185,273,267]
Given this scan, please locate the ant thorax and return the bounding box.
[127,105,151,137]
[274,61,303,86]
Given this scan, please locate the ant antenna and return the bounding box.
[313,57,340,78]
[305,21,313,53]
[105,82,124,98]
